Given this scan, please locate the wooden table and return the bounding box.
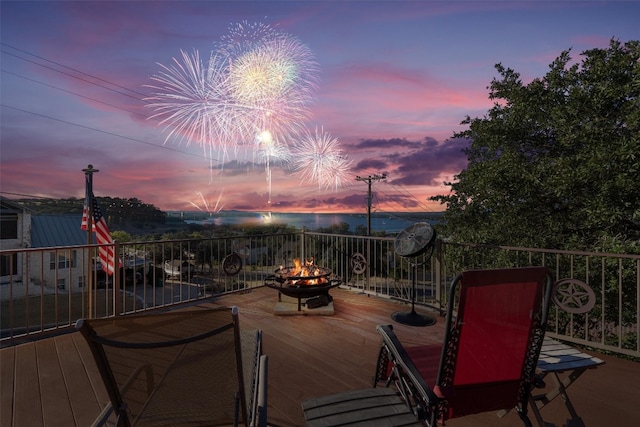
[530,337,605,427]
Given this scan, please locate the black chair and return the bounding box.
[77,305,268,427]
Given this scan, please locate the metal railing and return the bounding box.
[436,241,640,358]
[2,232,638,358]
[0,233,302,342]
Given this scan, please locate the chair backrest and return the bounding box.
[436,267,551,419]
[76,306,255,427]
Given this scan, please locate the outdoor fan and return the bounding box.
[392,222,437,326]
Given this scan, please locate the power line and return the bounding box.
[0,45,225,165]
[355,173,386,235]
[352,164,436,213]
[1,69,148,119]
[0,103,223,163]
[383,180,439,212]
[1,43,147,99]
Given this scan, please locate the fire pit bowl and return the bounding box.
[264,261,342,311]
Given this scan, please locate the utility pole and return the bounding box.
[355,174,386,235]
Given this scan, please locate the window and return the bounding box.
[78,275,85,288]
[49,250,77,270]
[0,213,18,239]
[57,279,66,290]
[1,254,18,277]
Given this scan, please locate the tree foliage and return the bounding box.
[17,196,166,227]
[433,39,640,252]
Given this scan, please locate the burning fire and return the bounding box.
[278,258,327,286]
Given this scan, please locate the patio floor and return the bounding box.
[1,286,638,427]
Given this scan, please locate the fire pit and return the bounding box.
[264,258,342,312]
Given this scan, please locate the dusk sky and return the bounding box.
[1,1,638,214]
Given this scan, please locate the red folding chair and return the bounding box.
[303,267,552,427]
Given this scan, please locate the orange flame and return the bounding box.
[288,258,325,286]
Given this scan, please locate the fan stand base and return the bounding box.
[392,309,436,327]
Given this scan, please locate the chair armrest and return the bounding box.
[376,325,440,420]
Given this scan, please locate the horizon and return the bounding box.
[167,209,444,215]
[1,1,637,214]
[3,194,444,217]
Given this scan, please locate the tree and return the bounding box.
[111,230,133,243]
[432,39,640,252]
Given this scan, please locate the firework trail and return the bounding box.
[226,25,319,201]
[188,190,225,214]
[292,127,352,191]
[255,130,292,203]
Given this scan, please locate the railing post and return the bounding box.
[366,238,371,290]
[434,239,443,314]
[114,240,121,317]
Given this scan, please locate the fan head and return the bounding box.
[394,222,436,258]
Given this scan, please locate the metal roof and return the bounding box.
[31,215,87,248]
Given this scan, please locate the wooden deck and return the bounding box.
[2,286,639,427]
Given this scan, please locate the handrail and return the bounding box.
[2,231,638,358]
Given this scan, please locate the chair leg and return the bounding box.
[373,344,390,387]
[234,392,240,427]
[516,407,534,427]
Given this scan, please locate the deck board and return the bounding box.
[1,286,639,427]
[71,332,111,411]
[0,344,15,427]
[14,342,43,427]
[55,333,105,427]
[36,338,75,427]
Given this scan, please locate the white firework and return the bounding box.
[145,50,234,159]
[226,29,320,145]
[146,21,322,200]
[216,20,280,59]
[292,127,352,191]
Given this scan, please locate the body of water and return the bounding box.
[175,211,442,234]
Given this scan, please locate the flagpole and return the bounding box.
[83,164,98,318]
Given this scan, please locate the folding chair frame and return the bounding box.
[77,306,267,427]
[375,267,552,427]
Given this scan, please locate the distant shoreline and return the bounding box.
[167,210,444,217]
[170,211,443,233]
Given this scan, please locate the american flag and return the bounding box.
[81,192,119,275]
[81,203,90,231]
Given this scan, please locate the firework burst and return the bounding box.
[145,50,236,160]
[292,127,352,191]
[215,20,279,59]
[147,21,332,200]
[147,21,318,152]
[226,28,319,144]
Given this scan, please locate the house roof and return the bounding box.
[31,215,87,248]
[0,196,30,214]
